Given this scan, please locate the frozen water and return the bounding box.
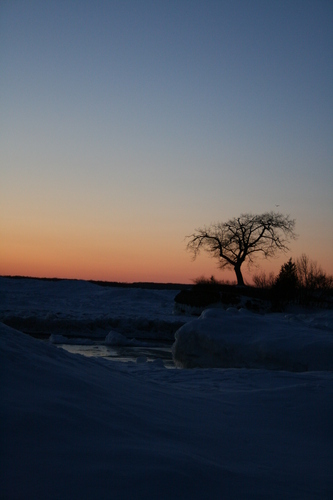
[0,277,185,340]
[172,307,333,370]
[0,277,332,499]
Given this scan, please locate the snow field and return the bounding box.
[1,278,333,498]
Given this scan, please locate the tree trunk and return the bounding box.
[234,264,245,286]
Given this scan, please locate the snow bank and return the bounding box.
[1,322,333,499]
[1,278,333,498]
[172,308,333,370]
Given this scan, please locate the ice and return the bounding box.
[0,277,185,340]
[49,334,95,345]
[1,277,333,499]
[136,355,148,364]
[105,330,134,345]
[172,308,333,370]
[105,330,150,347]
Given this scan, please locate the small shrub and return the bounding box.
[253,271,276,289]
[174,288,220,308]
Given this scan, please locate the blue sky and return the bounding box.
[1,0,332,282]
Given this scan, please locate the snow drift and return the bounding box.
[1,322,332,499]
[1,278,333,499]
[172,308,333,370]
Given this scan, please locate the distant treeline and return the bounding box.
[2,275,190,291]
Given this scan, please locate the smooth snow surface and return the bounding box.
[1,278,333,499]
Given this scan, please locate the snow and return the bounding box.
[0,277,184,340]
[49,334,95,345]
[105,330,151,347]
[1,277,333,499]
[173,307,333,370]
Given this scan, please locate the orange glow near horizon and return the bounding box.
[2,206,333,285]
[1,226,332,285]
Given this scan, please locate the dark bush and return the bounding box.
[174,288,220,308]
[296,254,333,308]
[271,259,299,309]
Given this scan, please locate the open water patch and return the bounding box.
[53,340,175,368]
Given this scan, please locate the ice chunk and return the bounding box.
[105,331,151,347]
[172,309,333,371]
[105,331,131,346]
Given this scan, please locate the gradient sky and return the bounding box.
[1,0,332,283]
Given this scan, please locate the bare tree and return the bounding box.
[296,253,332,292]
[186,212,297,286]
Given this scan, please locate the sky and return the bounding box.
[1,0,332,284]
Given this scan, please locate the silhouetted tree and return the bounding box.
[272,258,299,307]
[296,254,333,306]
[296,254,327,290]
[276,258,299,287]
[187,212,296,286]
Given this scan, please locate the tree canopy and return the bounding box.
[186,212,297,286]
